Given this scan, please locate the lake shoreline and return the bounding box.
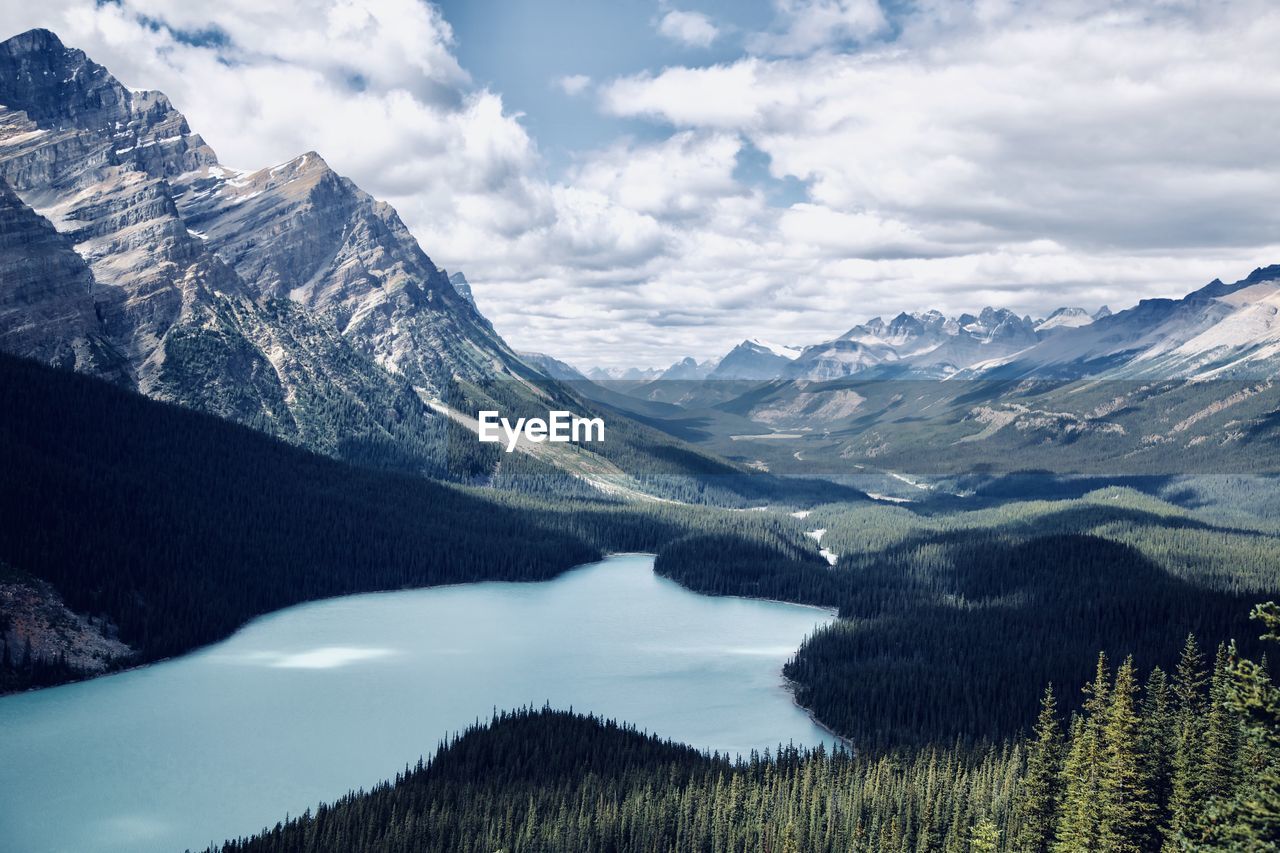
[5,551,838,697]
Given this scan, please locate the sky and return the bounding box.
[3,0,1280,370]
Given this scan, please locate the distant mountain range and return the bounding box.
[582,267,1279,386]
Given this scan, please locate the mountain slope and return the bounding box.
[710,338,802,379]
[0,30,593,485]
[0,178,123,377]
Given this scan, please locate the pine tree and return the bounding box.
[1166,634,1208,849]
[1202,644,1243,802]
[1139,666,1176,845]
[1019,685,1064,853]
[970,817,1000,853]
[1055,654,1110,852]
[1098,655,1156,853]
[1198,604,1280,849]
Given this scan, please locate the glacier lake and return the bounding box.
[0,554,835,853]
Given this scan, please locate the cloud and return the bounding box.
[556,73,592,96]
[657,9,720,48]
[3,0,1280,371]
[749,0,888,55]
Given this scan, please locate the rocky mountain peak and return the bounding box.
[0,29,127,130]
[447,271,475,305]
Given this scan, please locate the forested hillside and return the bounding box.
[658,491,1280,746]
[211,606,1280,852]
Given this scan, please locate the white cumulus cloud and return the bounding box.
[657,9,720,48]
[557,73,592,96]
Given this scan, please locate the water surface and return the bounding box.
[0,555,834,853]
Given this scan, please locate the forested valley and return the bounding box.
[6,351,1280,756]
[211,605,1280,852]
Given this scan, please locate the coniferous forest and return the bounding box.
[211,605,1280,852]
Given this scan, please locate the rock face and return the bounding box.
[172,154,514,383]
[0,29,531,469]
[0,179,122,377]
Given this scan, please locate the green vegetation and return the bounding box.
[651,490,1280,746]
[210,605,1280,853]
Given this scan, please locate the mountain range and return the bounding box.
[4,27,1280,491]
[0,27,854,508]
[582,279,1274,386]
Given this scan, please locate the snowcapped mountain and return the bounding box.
[1035,307,1095,332]
[977,265,1280,381]
[689,302,1128,383]
[701,307,1049,382]
[586,365,664,381]
[709,338,802,380]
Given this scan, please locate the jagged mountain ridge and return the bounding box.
[0,28,533,470]
[974,265,1280,381]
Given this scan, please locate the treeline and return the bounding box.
[0,354,600,667]
[209,606,1280,853]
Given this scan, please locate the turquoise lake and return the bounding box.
[0,554,835,852]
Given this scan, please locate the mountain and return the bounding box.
[976,265,1280,380]
[446,270,475,305]
[0,28,545,476]
[519,350,587,380]
[1034,306,1095,332]
[586,365,663,381]
[659,356,716,380]
[709,338,802,380]
[700,309,1042,382]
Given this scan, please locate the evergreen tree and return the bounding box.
[1055,654,1110,853]
[1098,656,1156,853]
[1166,635,1208,848]
[1199,604,1280,850]
[1202,644,1243,802]
[970,818,1000,853]
[1019,685,1064,853]
[1139,666,1176,845]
